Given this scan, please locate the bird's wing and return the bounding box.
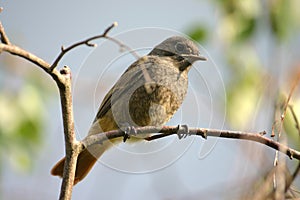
[93,58,153,122]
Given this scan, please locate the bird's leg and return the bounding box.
[176,124,190,139]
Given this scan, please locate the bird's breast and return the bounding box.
[128,61,188,126]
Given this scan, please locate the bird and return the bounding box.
[50,36,207,185]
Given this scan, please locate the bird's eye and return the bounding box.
[175,42,185,52]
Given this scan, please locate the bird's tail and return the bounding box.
[51,141,114,185]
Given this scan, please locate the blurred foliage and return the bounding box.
[0,83,45,172]
[216,0,260,44]
[283,68,300,147]
[187,0,300,129]
[269,0,300,42]
[0,56,49,173]
[225,46,265,129]
[284,99,300,144]
[269,65,300,148]
[186,0,300,197]
[186,24,208,43]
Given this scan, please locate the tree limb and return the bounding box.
[0,19,81,199]
[82,126,300,161]
[0,19,11,45]
[0,20,118,200]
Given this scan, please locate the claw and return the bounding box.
[177,124,190,139]
[123,126,137,142]
[123,132,130,142]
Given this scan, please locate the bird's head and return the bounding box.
[149,36,207,71]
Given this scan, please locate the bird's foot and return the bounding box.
[123,125,137,142]
[176,124,190,139]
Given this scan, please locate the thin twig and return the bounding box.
[282,75,300,122]
[50,22,119,71]
[272,69,300,138]
[105,36,140,59]
[273,72,300,138]
[289,105,300,136]
[82,126,300,161]
[271,68,300,194]
[285,105,300,192]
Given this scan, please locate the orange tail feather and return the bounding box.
[51,149,98,185]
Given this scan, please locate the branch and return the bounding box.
[0,19,10,44]
[55,66,78,200]
[0,43,51,71]
[0,20,77,200]
[0,19,124,200]
[49,22,141,72]
[282,74,300,122]
[285,105,300,192]
[105,36,140,59]
[50,22,118,71]
[82,126,300,161]
[271,71,300,194]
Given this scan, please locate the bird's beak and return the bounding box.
[182,54,207,63]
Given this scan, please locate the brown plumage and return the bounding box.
[50,36,206,185]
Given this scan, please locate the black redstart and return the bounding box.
[51,36,207,184]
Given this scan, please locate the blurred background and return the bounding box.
[1,0,300,199]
